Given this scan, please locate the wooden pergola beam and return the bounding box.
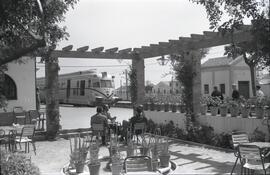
[50,50,132,59]
[105,47,118,53]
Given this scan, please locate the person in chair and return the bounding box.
[130,105,148,135]
[90,106,108,145]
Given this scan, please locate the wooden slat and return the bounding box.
[62,45,73,51]
[91,47,104,53]
[191,34,205,40]
[118,48,132,54]
[105,47,118,53]
[76,46,89,52]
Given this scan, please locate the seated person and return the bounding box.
[130,105,148,136]
[102,104,117,122]
[90,106,108,145]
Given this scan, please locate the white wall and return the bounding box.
[214,70,230,97]
[145,111,269,140]
[5,57,36,111]
[201,71,213,96]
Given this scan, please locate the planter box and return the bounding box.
[219,106,227,117]
[230,107,239,117]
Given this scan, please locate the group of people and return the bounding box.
[211,84,265,101]
[90,104,148,146]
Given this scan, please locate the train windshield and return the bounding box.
[100,80,112,88]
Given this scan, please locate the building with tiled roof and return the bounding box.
[201,55,252,98]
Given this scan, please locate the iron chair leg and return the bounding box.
[231,156,239,175]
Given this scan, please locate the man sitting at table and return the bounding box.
[90,106,108,145]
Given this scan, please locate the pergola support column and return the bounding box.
[131,53,145,106]
[191,50,201,117]
[45,57,60,140]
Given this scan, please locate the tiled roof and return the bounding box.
[202,56,233,68]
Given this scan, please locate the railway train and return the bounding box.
[36,70,119,106]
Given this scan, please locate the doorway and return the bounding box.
[238,81,250,99]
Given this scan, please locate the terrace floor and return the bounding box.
[28,138,243,175]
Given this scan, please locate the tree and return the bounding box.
[191,0,270,96]
[0,0,78,66]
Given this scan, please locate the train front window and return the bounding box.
[100,80,112,88]
[93,82,100,88]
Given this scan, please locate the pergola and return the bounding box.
[43,25,253,138]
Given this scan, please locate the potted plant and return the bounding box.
[158,137,170,168]
[239,97,251,118]
[164,102,170,112]
[265,97,270,118]
[87,139,100,175]
[171,103,177,112]
[143,102,149,111]
[156,102,161,111]
[0,94,8,112]
[208,97,221,116]
[228,100,239,117]
[255,97,265,119]
[200,96,208,115]
[69,136,89,173]
[151,135,161,170]
[219,102,228,117]
[111,151,123,175]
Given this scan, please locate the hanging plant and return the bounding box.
[128,65,137,105]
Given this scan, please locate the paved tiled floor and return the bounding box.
[27,138,242,175]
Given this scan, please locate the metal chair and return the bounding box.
[238,145,270,175]
[231,132,249,174]
[13,106,26,125]
[8,130,17,152]
[0,129,8,150]
[15,125,36,154]
[133,123,146,145]
[91,123,106,143]
[124,155,153,173]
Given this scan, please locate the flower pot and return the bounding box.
[200,104,207,115]
[219,106,227,117]
[179,105,186,113]
[171,104,177,112]
[156,103,161,111]
[164,103,169,112]
[88,163,101,175]
[265,108,270,118]
[152,159,159,171]
[150,103,155,111]
[240,107,250,118]
[75,162,85,173]
[210,106,218,116]
[255,107,264,119]
[139,147,149,156]
[230,106,239,117]
[159,154,170,168]
[143,103,148,111]
[111,163,123,175]
[126,146,135,157]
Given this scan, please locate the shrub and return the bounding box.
[0,150,40,175]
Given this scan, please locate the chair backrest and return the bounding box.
[21,125,35,138]
[13,106,24,113]
[92,123,104,132]
[8,130,16,141]
[134,123,146,133]
[0,129,5,138]
[124,156,152,173]
[238,145,262,161]
[232,132,249,148]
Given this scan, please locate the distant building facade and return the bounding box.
[201,56,253,99]
[115,85,130,101]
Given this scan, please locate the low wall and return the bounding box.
[145,111,269,139]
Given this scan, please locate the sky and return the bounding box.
[36,0,228,88]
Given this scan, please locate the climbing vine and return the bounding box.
[128,65,137,105]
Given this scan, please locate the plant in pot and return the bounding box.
[255,97,266,119]
[151,134,162,170]
[200,96,208,115]
[208,96,221,116]
[239,97,251,118]
[111,151,123,175]
[264,97,270,118]
[228,100,239,117]
[158,137,170,168]
[219,98,228,117]
[69,136,89,173]
[87,139,100,175]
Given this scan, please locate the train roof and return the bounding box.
[37,70,113,80]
